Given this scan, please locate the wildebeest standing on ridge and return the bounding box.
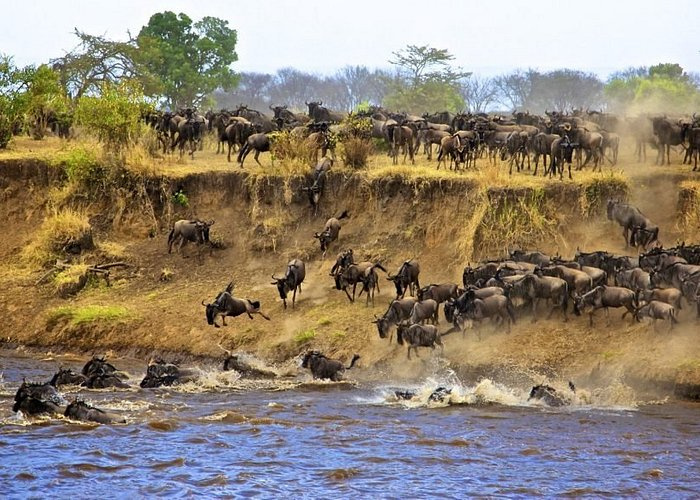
[168,219,215,258]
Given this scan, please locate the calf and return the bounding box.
[637,287,682,310]
[396,323,443,360]
[357,263,388,306]
[271,259,306,309]
[634,301,678,331]
[301,351,360,381]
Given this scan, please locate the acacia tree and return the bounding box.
[385,45,470,113]
[136,11,239,108]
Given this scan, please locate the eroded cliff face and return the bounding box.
[4,158,700,401]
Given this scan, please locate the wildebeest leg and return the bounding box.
[588,310,595,327]
[254,150,262,166]
[343,287,354,303]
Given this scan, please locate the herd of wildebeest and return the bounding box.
[143,103,700,178]
[10,102,700,421]
[12,193,700,420]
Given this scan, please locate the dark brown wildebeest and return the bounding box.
[396,323,444,360]
[531,133,560,176]
[538,265,592,298]
[681,124,700,171]
[651,116,684,165]
[64,400,125,424]
[417,283,460,323]
[302,157,332,215]
[509,250,551,267]
[462,262,501,288]
[314,210,349,255]
[373,297,418,341]
[448,292,516,337]
[203,282,271,327]
[436,134,465,170]
[13,381,64,415]
[634,300,678,331]
[335,261,383,303]
[387,259,421,299]
[238,132,271,166]
[269,104,310,127]
[233,104,275,133]
[301,351,360,381]
[49,368,87,387]
[306,101,347,124]
[357,262,388,306]
[614,267,650,291]
[225,116,257,162]
[606,199,659,249]
[271,259,306,309]
[387,124,415,165]
[573,285,636,326]
[417,128,450,160]
[168,219,215,257]
[548,135,576,180]
[650,262,700,290]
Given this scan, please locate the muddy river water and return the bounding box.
[1,349,699,497]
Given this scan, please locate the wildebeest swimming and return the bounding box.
[301,350,360,381]
[528,382,576,407]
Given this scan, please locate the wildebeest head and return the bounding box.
[314,230,332,252]
[372,314,391,339]
[301,350,323,369]
[202,294,225,325]
[606,199,619,220]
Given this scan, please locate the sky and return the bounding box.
[2,0,699,79]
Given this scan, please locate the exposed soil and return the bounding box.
[1,143,699,398]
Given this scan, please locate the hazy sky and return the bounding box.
[3,0,698,79]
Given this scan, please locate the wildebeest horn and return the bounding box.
[201,300,209,306]
[305,100,308,106]
[269,105,274,110]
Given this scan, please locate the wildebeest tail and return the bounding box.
[167,228,175,253]
[346,354,361,370]
[336,210,350,220]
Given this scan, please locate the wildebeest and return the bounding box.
[548,134,576,180]
[651,262,700,290]
[388,124,415,165]
[615,267,650,291]
[64,400,126,424]
[396,323,443,360]
[271,259,306,309]
[387,259,421,299]
[436,134,465,170]
[314,210,349,255]
[238,132,271,166]
[171,109,203,158]
[302,157,332,214]
[531,133,560,175]
[13,381,65,415]
[221,351,278,378]
[410,299,439,325]
[509,249,551,267]
[203,282,271,327]
[301,351,360,381]
[81,355,125,379]
[167,219,215,257]
[140,358,192,388]
[373,297,418,340]
[49,368,87,387]
[573,285,636,326]
[637,287,683,310]
[83,373,130,389]
[357,262,388,306]
[509,273,569,321]
[335,261,382,303]
[306,101,347,124]
[528,383,575,407]
[448,291,516,336]
[634,300,678,331]
[417,283,459,322]
[606,199,659,249]
[651,116,684,165]
[538,265,592,298]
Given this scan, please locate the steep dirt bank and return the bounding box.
[1,157,699,400]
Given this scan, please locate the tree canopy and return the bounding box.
[136,11,239,108]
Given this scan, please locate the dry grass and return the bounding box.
[21,209,92,268]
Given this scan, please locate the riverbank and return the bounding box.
[1,137,699,399]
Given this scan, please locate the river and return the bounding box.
[1,348,699,497]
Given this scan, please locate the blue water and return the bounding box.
[2,350,700,498]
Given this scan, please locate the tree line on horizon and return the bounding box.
[1,10,699,149]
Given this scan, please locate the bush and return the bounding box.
[22,210,93,268]
[75,80,149,153]
[270,130,315,163]
[341,137,374,169]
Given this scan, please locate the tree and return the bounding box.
[16,65,69,139]
[50,29,152,101]
[136,11,238,108]
[460,75,498,113]
[385,45,469,113]
[75,80,149,152]
[604,63,700,113]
